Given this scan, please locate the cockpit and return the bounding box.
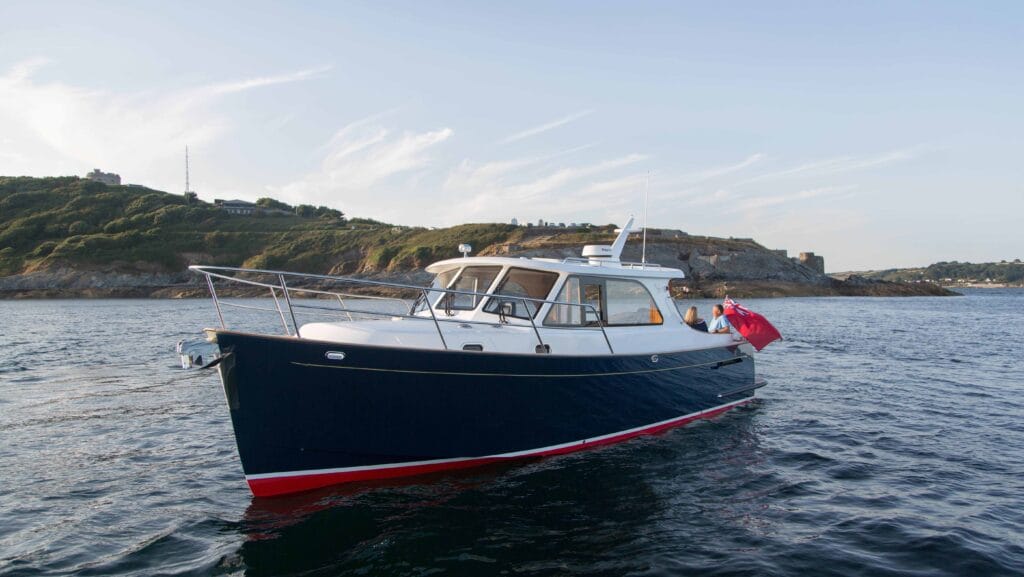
[415,263,667,328]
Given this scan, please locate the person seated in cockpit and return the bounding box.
[683,306,708,332]
[707,304,732,334]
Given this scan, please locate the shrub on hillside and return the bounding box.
[256,197,293,211]
[153,205,189,225]
[68,221,95,235]
[31,241,58,258]
[0,223,43,247]
[103,218,130,234]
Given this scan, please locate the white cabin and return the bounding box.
[300,218,746,356]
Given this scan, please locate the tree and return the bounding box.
[256,197,292,211]
[314,205,344,220]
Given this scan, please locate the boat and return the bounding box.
[190,217,766,497]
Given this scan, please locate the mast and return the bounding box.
[641,171,650,268]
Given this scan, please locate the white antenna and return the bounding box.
[641,171,650,267]
[184,145,191,193]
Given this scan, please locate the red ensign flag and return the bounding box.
[722,297,782,351]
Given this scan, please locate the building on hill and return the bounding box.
[85,169,121,186]
[798,252,825,274]
[214,199,257,215]
[262,207,293,216]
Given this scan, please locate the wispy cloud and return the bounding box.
[498,109,594,144]
[0,150,27,163]
[444,149,646,223]
[204,65,331,96]
[506,154,644,200]
[679,153,765,183]
[736,148,920,185]
[276,114,454,215]
[685,188,734,207]
[444,143,596,192]
[5,57,51,82]
[0,58,327,185]
[643,153,762,205]
[319,107,403,151]
[650,148,914,227]
[583,172,649,195]
[725,185,856,213]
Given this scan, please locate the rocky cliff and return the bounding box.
[0,229,954,298]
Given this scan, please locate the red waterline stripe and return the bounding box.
[246,399,752,497]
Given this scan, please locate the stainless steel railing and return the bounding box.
[560,257,663,270]
[189,265,615,354]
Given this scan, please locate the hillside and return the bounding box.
[833,261,1023,287]
[0,175,523,281]
[0,176,954,298]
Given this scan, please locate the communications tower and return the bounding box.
[183,146,197,204]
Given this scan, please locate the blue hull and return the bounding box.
[212,330,757,496]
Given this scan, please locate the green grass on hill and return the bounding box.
[0,176,534,277]
[861,261,1024,284]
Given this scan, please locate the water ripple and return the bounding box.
[1,291,1022,576]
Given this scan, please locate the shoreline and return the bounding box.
[0,280,963,300]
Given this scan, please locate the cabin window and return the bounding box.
[482,267,559,319]
[414,268,461,313]
[668,277,690,299]
[446,266,502,310]
[434,269,459,291]
[545,276,663,326]
[606,278,663,325]
[545,276,603,326]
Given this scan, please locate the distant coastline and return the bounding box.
[0,279,961,300]
[0,176,967,299]
[941,282,1022,289]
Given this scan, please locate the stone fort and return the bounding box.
[798,252,825,274]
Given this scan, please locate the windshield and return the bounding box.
[412,268,459,314]
[447,266,502,310]
[414,266,502,314]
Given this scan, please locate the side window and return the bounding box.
[483,268,559,319]
[545,276,662,326]
[605,279,662,325]
[545,276,605,326]
[668,277,690,299]
[446,266,502,310]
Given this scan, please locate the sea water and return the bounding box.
[1,291,1022,576]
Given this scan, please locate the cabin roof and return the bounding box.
[425,256,684,279]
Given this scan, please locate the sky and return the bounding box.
[1,1,1021,271]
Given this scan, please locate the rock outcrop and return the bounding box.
[0,231,956,298]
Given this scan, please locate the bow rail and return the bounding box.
[189,265,614,354]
